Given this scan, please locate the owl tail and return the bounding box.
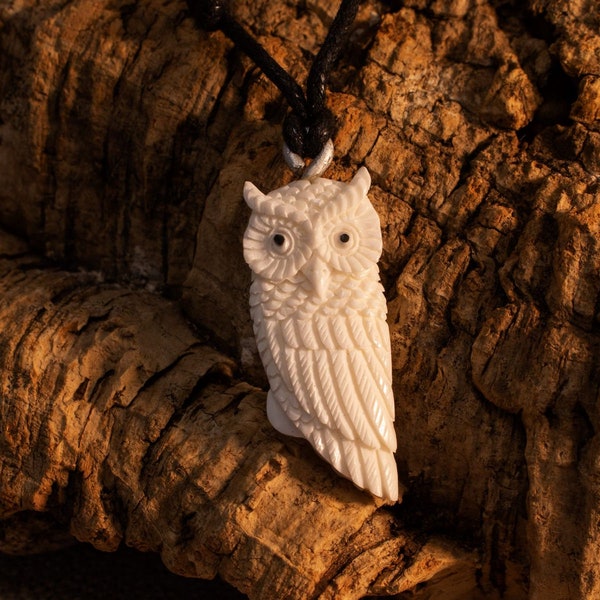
[312,428,399,502]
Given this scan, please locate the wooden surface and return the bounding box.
[0,0,599,598]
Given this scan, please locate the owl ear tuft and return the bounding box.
[243,181,266,210]
[350,166,371,197]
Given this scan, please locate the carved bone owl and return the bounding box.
[243,167,398,501]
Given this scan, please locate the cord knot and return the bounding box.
[283,108,335,159]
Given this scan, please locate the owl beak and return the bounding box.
[303,255,331,300]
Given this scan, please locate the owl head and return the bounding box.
[242,167,382,297]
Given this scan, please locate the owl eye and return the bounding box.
[331,224,359,254]
[270,230,294,256]
[243,205,312,281]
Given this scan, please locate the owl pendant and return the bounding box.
[242,167,398,501]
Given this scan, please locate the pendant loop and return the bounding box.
[282,138,334,179]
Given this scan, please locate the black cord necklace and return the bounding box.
[187,0,361,177]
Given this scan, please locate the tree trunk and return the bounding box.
[0,0,598,598]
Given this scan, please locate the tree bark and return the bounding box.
[0,0,599,599]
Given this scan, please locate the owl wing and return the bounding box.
[259,300,398,501]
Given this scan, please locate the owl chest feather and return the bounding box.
[250,268,386,322]
[249,270,392,383]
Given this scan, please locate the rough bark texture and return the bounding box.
[0,0,598,598]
